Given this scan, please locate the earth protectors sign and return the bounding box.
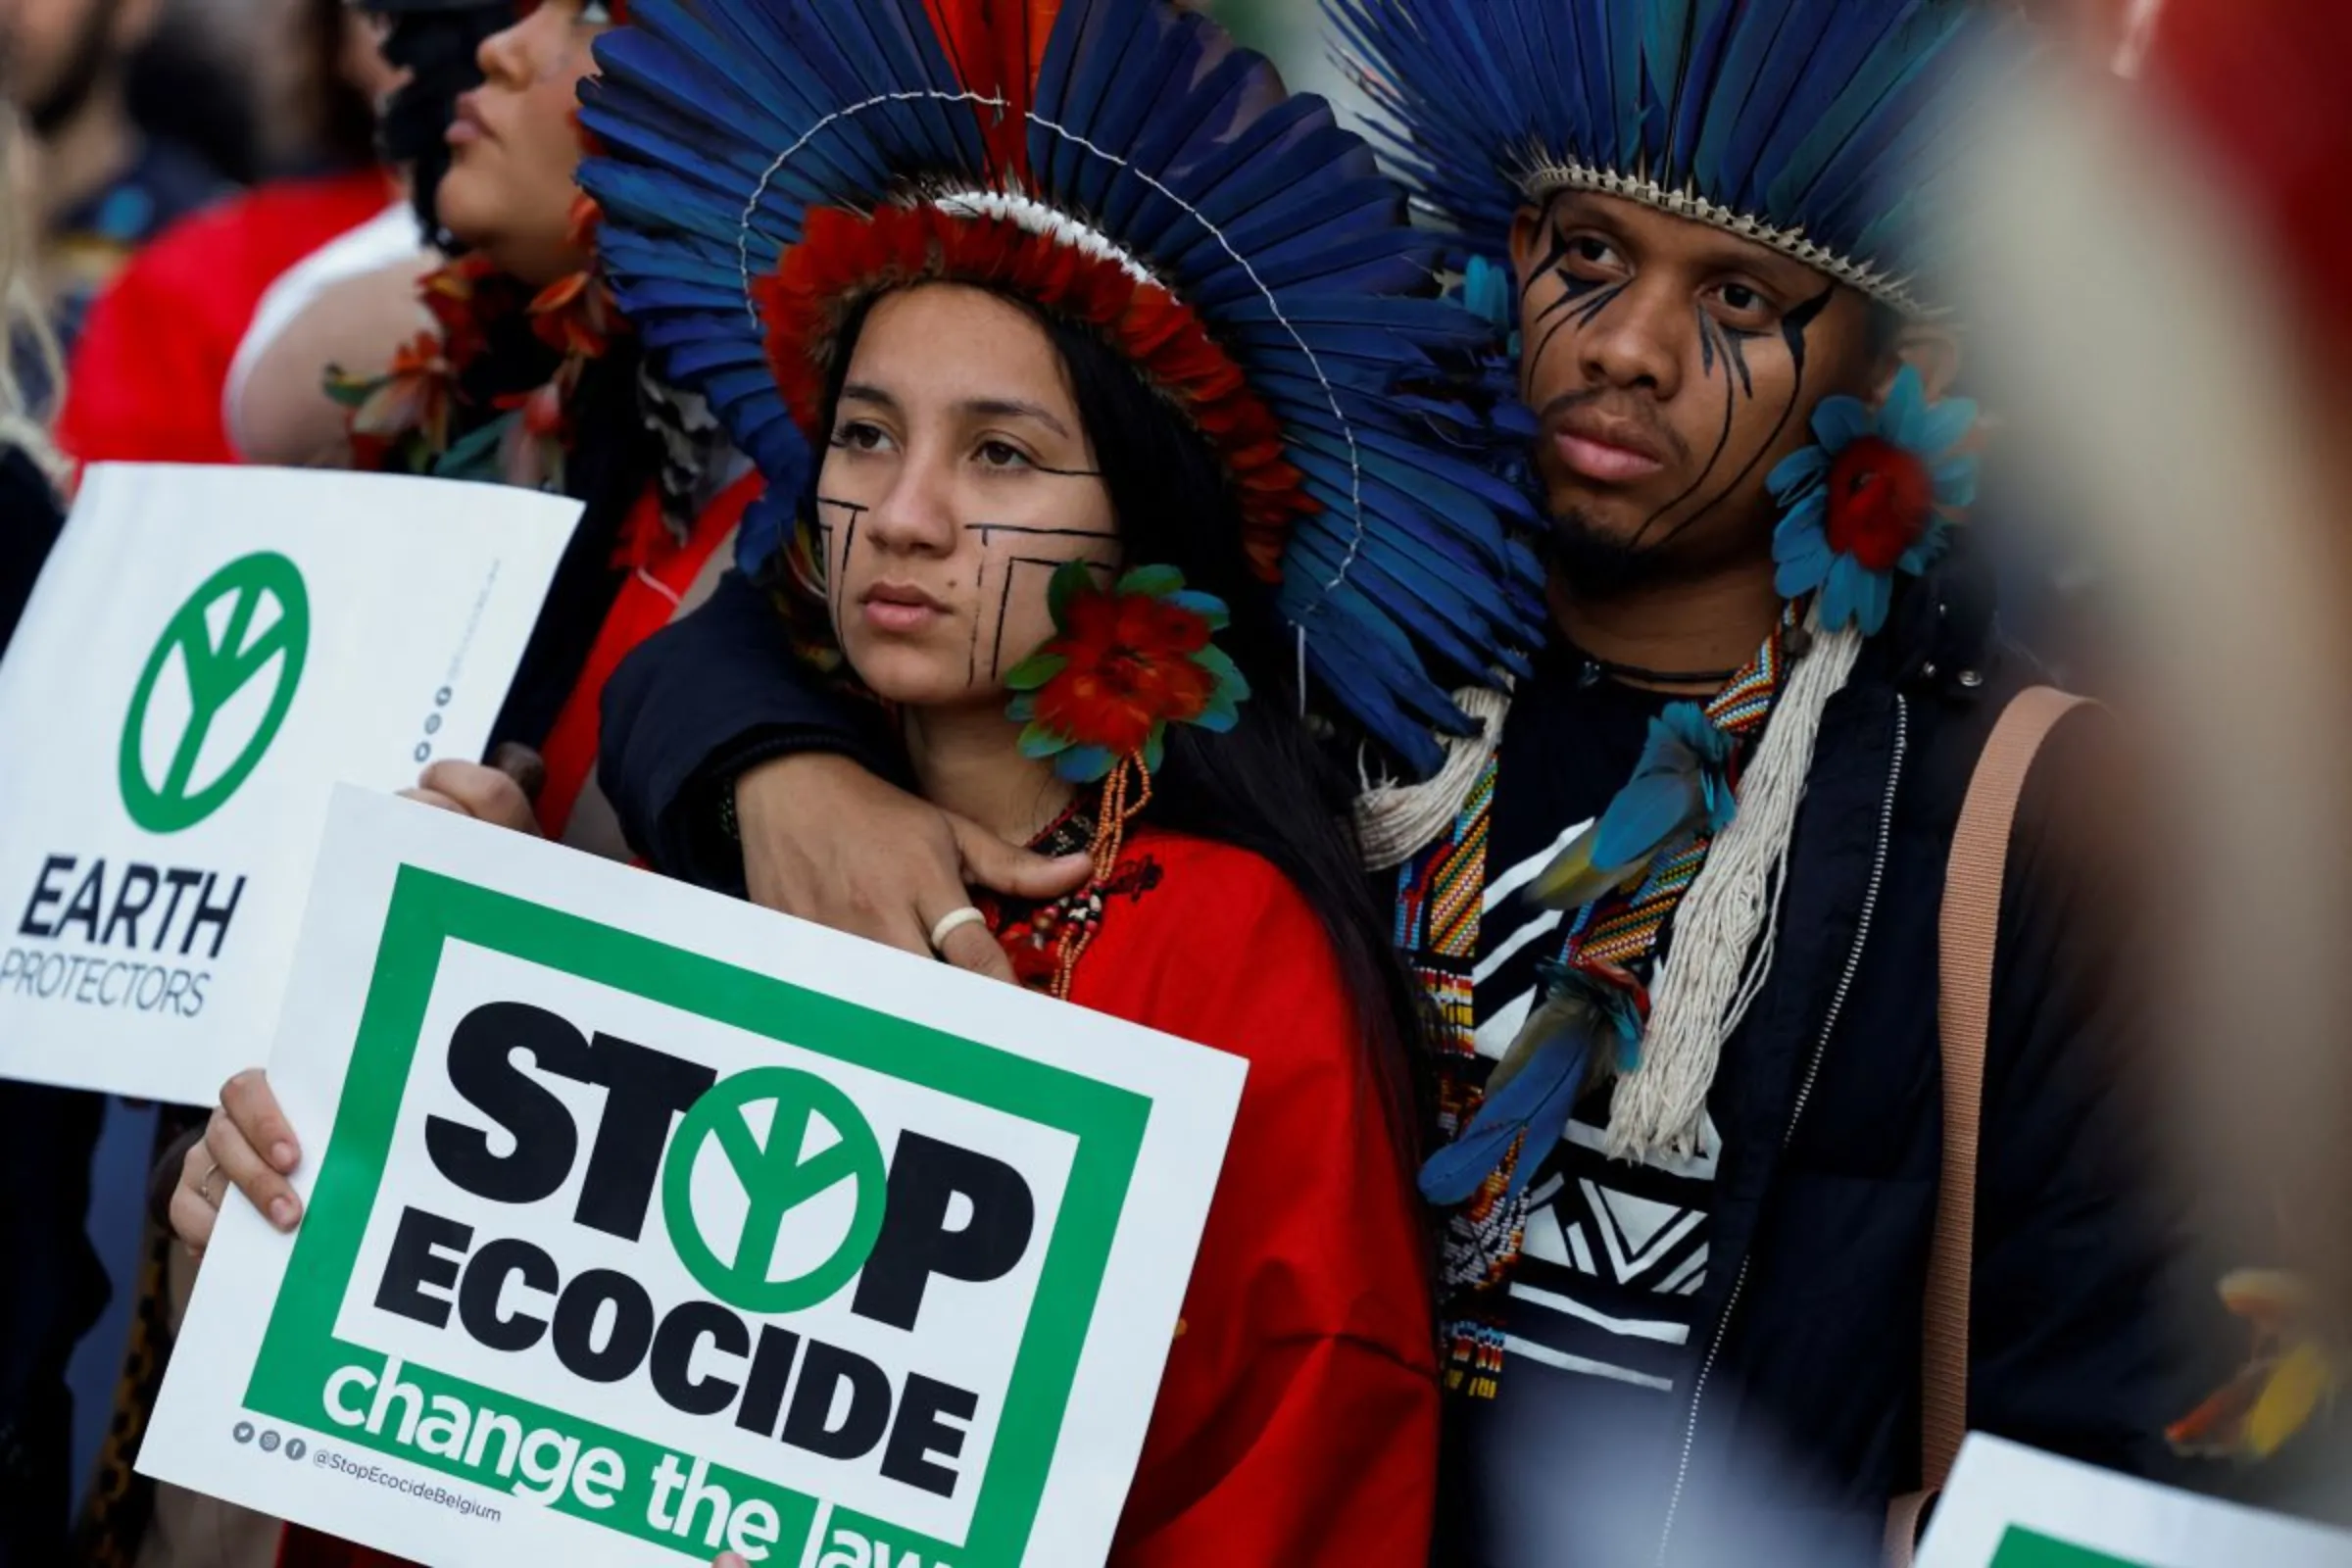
[0,464,579,1102]
[139,789,1247,1568]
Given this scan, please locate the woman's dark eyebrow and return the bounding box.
[960,397,1072,439]
[838,382,900,411]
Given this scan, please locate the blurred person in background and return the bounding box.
[54,0,398,466]
[1954,0,2352,1517]
[33,10,394,1559]
[0,101,58,642]
[0,0,237,366]
[84,0,755,1555]
[223,0,511,466]
[0,100,103,1568]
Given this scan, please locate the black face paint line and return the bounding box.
[987,556,1116,684]
[1518,192,1575,309]
[816,495,867,627]
[963,523,1120,682]
[1630,309,1740,550]
[966,552,987,686]
[1723,324,1757,400]
[1646,285,1838,547]
[1528,279,1631,403]
[962,524,1121,541]
[1021,462,1105,479]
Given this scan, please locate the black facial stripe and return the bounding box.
[1024,463,1104,479]
[829,515,860,627]
[964,523,1120,540]
[1528,279,1631,394]
[1571,280,1629,330]
[1725,327,1756,399]
[988,556,1116,681]
[967,553,986,685]
[964,524,1114,682]
[1533,278,1588,329]
[1634,320,1737,546]
[1633,284,1835,545]
[1783,285,1836,371]
[816,496,867,626]
[1519,192,1574,306]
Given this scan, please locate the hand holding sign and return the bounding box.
[405,754,546,836]
[170,1067,305,1256]
[139,791,1245,1568]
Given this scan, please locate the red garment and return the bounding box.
[534,471,757,838]
[280,827,1437,1568]
[1066,827,1439,1565]
[56,170,393,467]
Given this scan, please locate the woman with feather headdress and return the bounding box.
[159,0,1572,1560]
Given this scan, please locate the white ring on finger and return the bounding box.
[927,906,989,954]
[197,1160,223,1208]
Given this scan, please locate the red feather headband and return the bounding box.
[753,202,1316,581]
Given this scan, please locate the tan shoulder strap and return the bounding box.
[1887,685,2089,1566]
[1926,687,2091,1471]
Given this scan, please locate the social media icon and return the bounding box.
[232,1421,255,1445]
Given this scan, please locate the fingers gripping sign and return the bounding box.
[172,1066,306,1260]
[136,791,1245,1568]
[406,753,545,835]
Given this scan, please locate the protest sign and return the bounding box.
[139,788,1247,1567]
[1918,1435,2352,1568]
[0,464,578,1102]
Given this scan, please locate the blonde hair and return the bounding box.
[0,107,66,484]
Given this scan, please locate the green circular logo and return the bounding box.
[119,552,310,834]
[662,1067,888,1314]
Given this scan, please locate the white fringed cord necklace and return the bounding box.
[1353,685,1511,872]
[1604,617,1866,1162]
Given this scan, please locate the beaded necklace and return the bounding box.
[1396,612,1796,1399]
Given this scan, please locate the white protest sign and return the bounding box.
[0,464,578,1102]
[1918,1435,2352,1568]
[139,787,1246,1568]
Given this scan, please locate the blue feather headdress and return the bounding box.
[574,0,1546,776]
[1328,0,2002,317]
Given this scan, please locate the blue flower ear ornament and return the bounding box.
[1769,366,1979,636]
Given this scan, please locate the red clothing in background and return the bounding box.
[534,472,756,840]
[57,170,393,467]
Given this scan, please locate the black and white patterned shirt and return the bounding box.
[1446,648,1724,1564]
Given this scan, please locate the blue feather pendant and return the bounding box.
[1418,958,1646,1206]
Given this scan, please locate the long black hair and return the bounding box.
[816,283,1429,1179]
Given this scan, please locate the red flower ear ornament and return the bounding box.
[1002,562,1250,995]
[1004,562,1249,783]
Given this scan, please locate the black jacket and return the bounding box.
[597,554,2230,1566]
[1566,561,2228,1566]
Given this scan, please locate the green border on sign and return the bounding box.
[1988,1526,2154,1568]
[245,865,1152,1566]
